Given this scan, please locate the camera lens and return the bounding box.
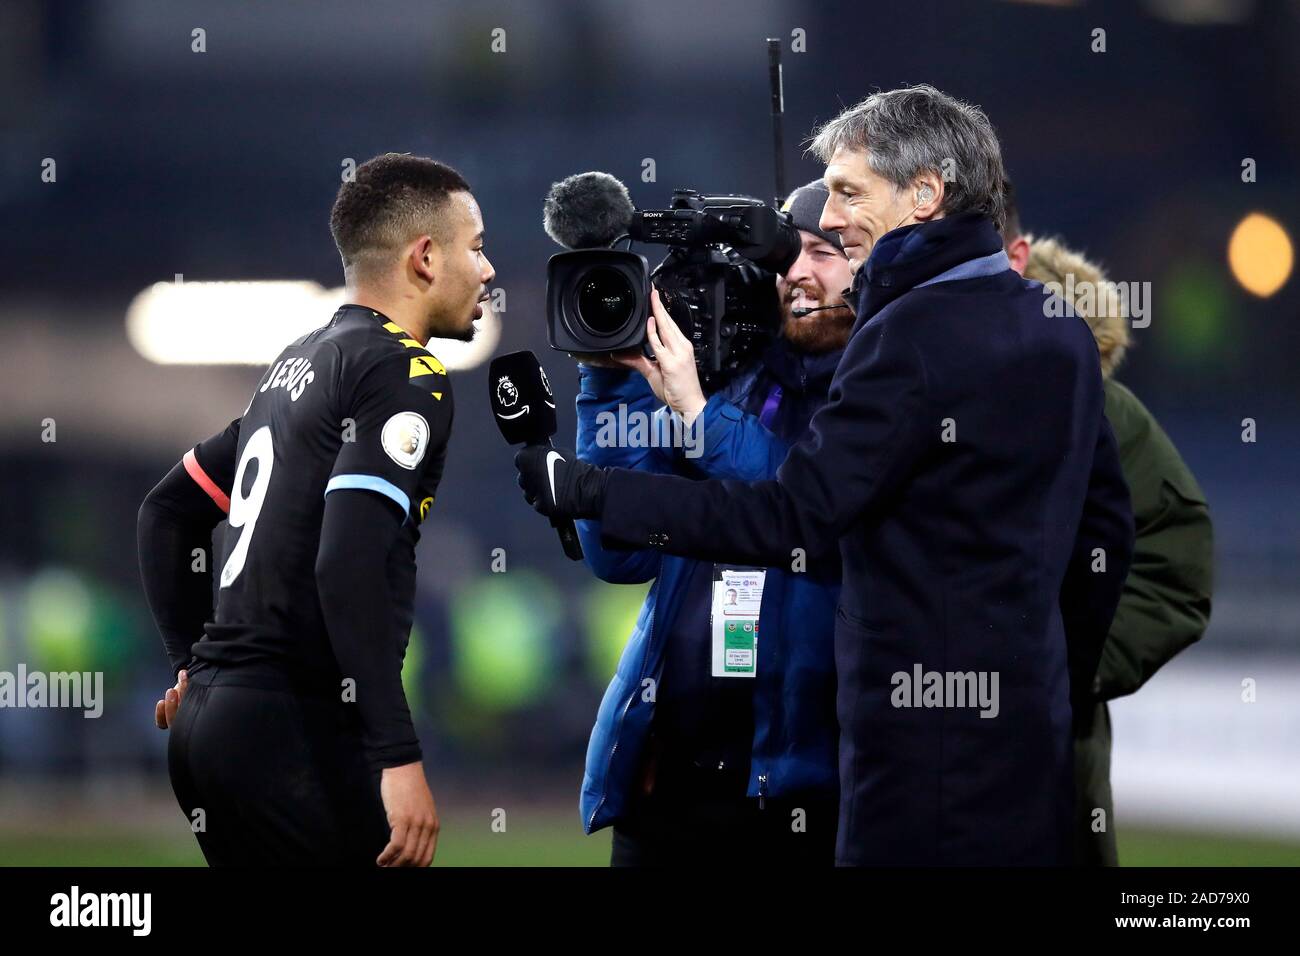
[575,266,635,337]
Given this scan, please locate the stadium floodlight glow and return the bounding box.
[125,279,501,370]
[1227,212,1294,298]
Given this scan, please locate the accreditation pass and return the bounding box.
[710,566,764,678]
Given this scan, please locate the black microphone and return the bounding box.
[790,303,845,317]
[791,287,853,317]
[543,171,636,250]
[488,349,584,561]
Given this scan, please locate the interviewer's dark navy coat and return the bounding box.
[597,213,1135,865]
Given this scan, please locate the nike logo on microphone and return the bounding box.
[546,450,564,506]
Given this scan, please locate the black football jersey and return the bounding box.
[183,304,453,686]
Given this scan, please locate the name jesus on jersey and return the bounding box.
[260,356,316,401]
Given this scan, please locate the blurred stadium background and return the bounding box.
[1,0,1297,865]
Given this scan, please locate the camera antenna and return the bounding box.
[766,37,787,208]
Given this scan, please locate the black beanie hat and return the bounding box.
[780,180,842,251]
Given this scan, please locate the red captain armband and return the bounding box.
[182,448,231,514]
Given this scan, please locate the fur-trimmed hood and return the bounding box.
[1023,234,1130,379]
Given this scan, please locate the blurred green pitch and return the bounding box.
[2,817,1299,866]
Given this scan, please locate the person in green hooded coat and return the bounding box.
[1005,225,1215,865]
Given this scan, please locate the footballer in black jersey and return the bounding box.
[138,155,494,866]
[189,307,451,758]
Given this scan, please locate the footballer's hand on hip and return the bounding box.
[154,668,188,730]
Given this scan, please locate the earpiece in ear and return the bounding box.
[917,185,934,204]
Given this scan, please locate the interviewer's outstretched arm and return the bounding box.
[596,313,930,565]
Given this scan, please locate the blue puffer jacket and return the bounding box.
[575,341,842,833]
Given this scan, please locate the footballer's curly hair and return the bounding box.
[330,153,470,277]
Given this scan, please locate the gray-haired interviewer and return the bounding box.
[517,85,1136,865]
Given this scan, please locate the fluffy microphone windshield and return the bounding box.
[542,171,636,249]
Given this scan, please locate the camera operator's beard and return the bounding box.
[782,306,853,353]
[781,284,854,354]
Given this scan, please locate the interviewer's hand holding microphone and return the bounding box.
[516,168,709,527]
[514,294,702,522]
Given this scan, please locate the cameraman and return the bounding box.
[572,182,852,866]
